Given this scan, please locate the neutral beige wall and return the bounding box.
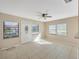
[44,16,79,46]
[0,13,21,48]
[0,12,44,48]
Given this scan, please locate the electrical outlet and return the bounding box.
[75,36,79,39]
[75,33,79,39]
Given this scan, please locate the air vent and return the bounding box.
[64,0,72,3]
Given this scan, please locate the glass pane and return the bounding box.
[57,24,67,36]
[48,25,56,34]
[3,21,19,39]
[32,24,39,32]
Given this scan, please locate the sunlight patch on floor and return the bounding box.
[33,34,52,45]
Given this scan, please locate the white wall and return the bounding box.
[21,19,44,43]
[0,12,44,48]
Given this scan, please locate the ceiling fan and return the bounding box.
[37,11,52,20]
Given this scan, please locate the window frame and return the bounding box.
[3,21,19,39]
[48,24,57,35]
[32,24,39,34]
[48,23,68,36]
[57,23,67,36]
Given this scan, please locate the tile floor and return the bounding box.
[0,39,78,59]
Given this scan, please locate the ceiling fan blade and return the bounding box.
[47,16,52,18]
[36,14,41,17]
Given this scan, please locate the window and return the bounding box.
[32,24,39,33]
[57,24,67,36]
[48,23,67,36]
[48,25,56,34]
[3,21,19,39]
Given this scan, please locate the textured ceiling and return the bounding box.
[0,0,78,22]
